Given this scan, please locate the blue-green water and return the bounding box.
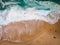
[0,0,60,11]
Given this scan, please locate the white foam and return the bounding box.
[0,6,60,25]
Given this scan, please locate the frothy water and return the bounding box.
[0,6,60,25]
[0,0,60,25]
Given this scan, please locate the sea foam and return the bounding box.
[0,6,60,25]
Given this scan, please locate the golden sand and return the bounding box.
[0,20,60,45]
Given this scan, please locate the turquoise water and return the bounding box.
[0,0,60,11]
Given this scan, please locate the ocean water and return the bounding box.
[0,0,60,10]
[0,0,60,25]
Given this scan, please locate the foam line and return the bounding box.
[0,6,60,25]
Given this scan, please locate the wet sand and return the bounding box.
[0,20,60,45]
